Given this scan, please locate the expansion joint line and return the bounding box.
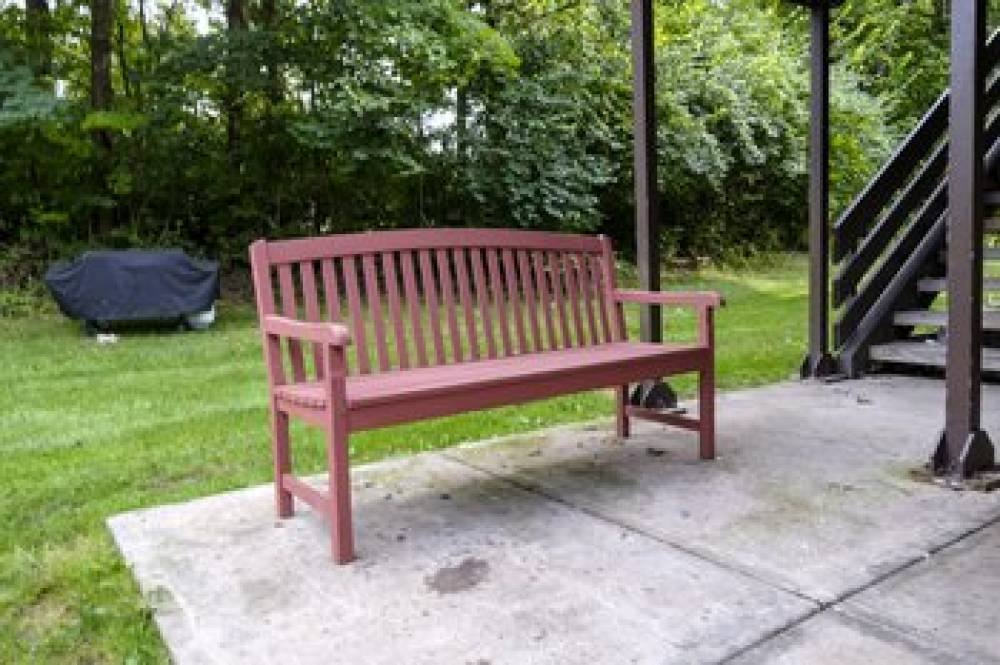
[439,449,1000,664]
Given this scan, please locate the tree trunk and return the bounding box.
[225,0,246,162]
[25,0,52,79]
[138,0,150,47]
[90,0,115,237]
[262,0,281,105]
[90,0,113,148]
[117,20,131,99]
[261,0,283,229]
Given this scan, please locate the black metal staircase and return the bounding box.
[831,30,1000,377]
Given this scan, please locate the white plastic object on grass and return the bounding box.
[185,306,216,331]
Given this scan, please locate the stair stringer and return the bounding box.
[839,214,947,377]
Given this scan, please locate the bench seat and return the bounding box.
[274,341,705,429]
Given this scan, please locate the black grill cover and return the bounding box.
[44,250,219,322]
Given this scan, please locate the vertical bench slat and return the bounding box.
[321,259,342,324]
[278,263,307,382]
[502,249,529,354]
[547,250,572,348]
[250,244,285,385]
[382,252,410,370]
[517,250,543,352]
[486,249,513,356]
[588,253,612,343]
[453,248,480,362]
[419,249,447,365]
[576,253,600,346]
[342,255,371,375]
[562,253,586,347]
[363,254,390,372]
[598,237,626,342]
[299,260,324,377]
[400,251,428,368]
[532,250,558,350]
[470,248,498,359]
[436,248,464,362]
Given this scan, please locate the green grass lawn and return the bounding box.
[0,255,807,663]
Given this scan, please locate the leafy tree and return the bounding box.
[0,0,940,285]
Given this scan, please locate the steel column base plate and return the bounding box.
[800,352,838,379]
[931,429,996,480]
[630,380,678,410]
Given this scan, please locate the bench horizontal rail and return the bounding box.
[282,474,329,516]
[264,228,605,264]
[614,289,724,308]
[627,406,702,432]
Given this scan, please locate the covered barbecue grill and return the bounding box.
[45,249,219,332]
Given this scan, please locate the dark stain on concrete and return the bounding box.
[426,557,490,595]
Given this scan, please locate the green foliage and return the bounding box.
[0,50,57,127]
[462,1,627,232]
[0,288,49,318]
[81,110,148,134]
[0,0,942,277]
[829,63,897,217]
[831,1,1000,131]
[648,0,892,255]
[832,0,951,129]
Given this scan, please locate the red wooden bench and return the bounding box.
[250,229,722,563]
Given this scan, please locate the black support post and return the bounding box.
[801,3,837,378]
[933,0,995,479]
[629,0,676,409]
[631,0,660,343]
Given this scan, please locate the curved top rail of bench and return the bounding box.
[258,228,608,265]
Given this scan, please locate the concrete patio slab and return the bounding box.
[448,376,1000,602]
[728,610,961,665]
[108,376,1000,664]
[842,521,1000,664]
[109,452,813,665]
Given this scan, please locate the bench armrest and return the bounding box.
[613,289,725,309]
[263,315,352,347]
[612,289,722,348]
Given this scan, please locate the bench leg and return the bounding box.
[328,420,355,564]
[272,409,294,518]
[616,385,631,438]
[698,366,715,460]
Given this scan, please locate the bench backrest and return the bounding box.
[250,229,623,382]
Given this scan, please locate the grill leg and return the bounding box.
[616,385,631,438]
[328,421,355,564]
[699,366,716,460]
[272,409,294,518]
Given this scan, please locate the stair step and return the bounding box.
[918,277,1000,292]
[944,218,1000,231]
[938,248,1000,260]
[945,217,1000,231]
[870,341,1000,373]
[893,309,1000,330]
